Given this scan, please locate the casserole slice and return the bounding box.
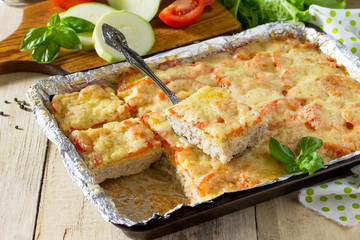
[51,84,130,136]
[70,118,162,183]
[166,86,267,164]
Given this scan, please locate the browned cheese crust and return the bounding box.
[51,84,130,135]
[69,118,162,183]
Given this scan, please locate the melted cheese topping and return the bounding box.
[117,77,207,117]
[51,84,130,135]
[117,77,171,116]
[280,63,344,89]
[154,61,218,87]
[167,86,263,141]
[69,118,162,171]
[213,57,256,87]
[273,41,334,71]
[228,72,284,109]
[142,112,191,154]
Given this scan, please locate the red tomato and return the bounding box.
[51,0,96,9]
[159,0,206,28]
[205,0,216,6]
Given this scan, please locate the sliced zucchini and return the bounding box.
[77,32,94,50]
[64,3,115,50]
[93,10,155,63]
[107,0,161,21]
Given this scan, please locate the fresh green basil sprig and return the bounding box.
[20,14,95,64]
[269,136,325,175]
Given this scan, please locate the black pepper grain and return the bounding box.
[17,100,30,107]
[0,112,9,117]
[14,98,18,102]
[4,100,10,104]
[15,125,23,130]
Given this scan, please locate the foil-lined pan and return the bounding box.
[27,22,360,239]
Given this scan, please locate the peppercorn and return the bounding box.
[0,111,9,117]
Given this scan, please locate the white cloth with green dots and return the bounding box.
[299,166,360,226]
[309,5,360,57]
[299,6,360,227]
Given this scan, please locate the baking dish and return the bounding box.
[27,22,360,239]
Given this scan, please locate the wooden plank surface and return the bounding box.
[0,72,48,240]
[0,4,22,41]
[159,207,257,240]
[34,143,127,239]
[256,192,360,240]
[0,0,241,75]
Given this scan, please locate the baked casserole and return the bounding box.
[50,36,360,203]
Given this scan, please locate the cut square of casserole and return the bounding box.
[69,118,162,183]
[51,84,130,135]
[166,86,267,164]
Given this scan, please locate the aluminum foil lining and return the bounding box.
[27,22,360,227]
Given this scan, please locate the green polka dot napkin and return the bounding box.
[299,5,360,226]
[309,5,360,57]
[299,166,360,226]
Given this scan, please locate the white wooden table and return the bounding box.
[1,1,360,239]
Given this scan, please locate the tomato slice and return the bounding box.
[159,0,206,28]
[51,0,96,10]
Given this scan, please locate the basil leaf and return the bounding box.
[53,26,82,50]
[269,137,296,164]
[60,17,95,33]
[20,26,49,51]
[269,136,325,175]
[298,152,324,175]
[21,13,89,63]
[31,38,60,64]
[284,162,299,174]
[297,136,323,156]
[48,14,61,28]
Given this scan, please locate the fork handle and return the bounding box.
[102,24,180,105]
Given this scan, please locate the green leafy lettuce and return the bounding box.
[219,0,346,29]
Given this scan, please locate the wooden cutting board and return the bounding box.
[0,0,241,75]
